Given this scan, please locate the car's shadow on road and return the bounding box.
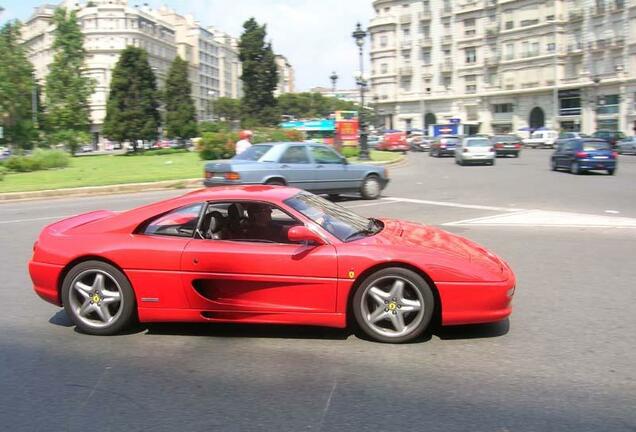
[49,310,509,342]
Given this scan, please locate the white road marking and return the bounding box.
[444,209,636,229]
[0,215,71,225]
[605,210,620,214]
[382,197,526,212]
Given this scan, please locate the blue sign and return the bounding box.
[432,124,459,137]
[450,118,461,124]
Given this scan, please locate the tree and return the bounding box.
[164,56,197,141]
[213,97,242,122]
[103,47,160,147]
[238,18,279,125]
[0,21,38,149]
[45,8,95,154]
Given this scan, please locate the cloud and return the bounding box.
[156,0,374,91]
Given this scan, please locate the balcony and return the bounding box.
[400,14,412,24]
[419,37,433,48]
[590,6,606,16]
[609,1,624,13]
[567,42,583,53]
[441,60,453,73]
[484,56,500,65]
[568,9,583,21]
[441,7,453,17]
[369,15,397,29]
[400,40,412,50]
[485,26,499,38]
[399,66,413,76]
[418,10,432,21]
[441,35,453,45]
[612,37,625,48]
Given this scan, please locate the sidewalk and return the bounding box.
[0,155,405,203]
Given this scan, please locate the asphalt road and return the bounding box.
[1,149,635,431]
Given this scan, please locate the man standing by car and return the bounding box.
[235,130,253,155]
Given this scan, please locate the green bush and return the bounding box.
[340,146,359,158]
[30,149,70,169]
[198,132,237,160]
[3,149,70,172]
[0,165,7,181]
[199,121,230,134]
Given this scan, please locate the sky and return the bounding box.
[0,0,374,91]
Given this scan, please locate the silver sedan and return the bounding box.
[617,137,636,155]
[203,142,390,199]
[455,137,496,166]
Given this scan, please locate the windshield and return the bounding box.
[285,193,382,242]
[465,138,491,147]
[233,145,273,161]
[583,141,610,151]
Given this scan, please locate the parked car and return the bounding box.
[429,135,461,157]
[550,138,617,175]
[490,135,523,158]
[455,137,496,166]
[523,130,559,149]
[408,134,432,152]
[592,130,626,148]
[29,186,515,343]
[558,132,589,140]
[367,135,381,149]
[378,131,409,152]
[203,142,390,200]
[617,136,636,155]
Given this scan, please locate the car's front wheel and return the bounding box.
[551,159,557,171]
[61,260,136,335]
[360,175,382,200]
[353,268,434,343]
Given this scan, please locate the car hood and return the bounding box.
[374,219,505,275]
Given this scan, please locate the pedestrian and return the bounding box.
[235,130,253,155]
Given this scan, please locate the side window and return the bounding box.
[565,141,577,151]
[279,146,310,164]
[311,146,343,164]
[200,201,301,244]
[144,203,203,238]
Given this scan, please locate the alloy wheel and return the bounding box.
[68,270,124,329]
[359,276,426,339]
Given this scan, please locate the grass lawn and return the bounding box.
[0,152,205,193]
[349,150,403,163]
[0,150,402,193]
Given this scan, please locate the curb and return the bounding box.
[0,156,406,203]
[0,178,203,203]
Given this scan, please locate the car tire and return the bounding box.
[352,267,435,343]
[491,159,496,165]
[514,152,520,158]
[429,150,434,157]
[61,260,136,336]
[607,168,616,175]
[458,159,464,166]
[360,175,382,200]
[571,161,581,175]
[265,179,286,186]
[550,159,558,171]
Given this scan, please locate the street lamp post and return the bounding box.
[330,71,338,95]
[208,89,217,121]
[592,77,602,132]
[352,22,369,161]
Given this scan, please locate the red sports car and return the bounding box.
[29,186,515,343]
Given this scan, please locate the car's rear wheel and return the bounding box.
[352,268,434,343]
[608,168,616,175]
[61,261,136,335]
[360,175,382,200]
[265,179,286,186]
[571,161,581,175]
[550,159,557,171]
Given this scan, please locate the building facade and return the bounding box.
[369,0,635,135]
[22,0,177,143]
[154,8,242,122]
[274,54,295,96]
[21,0,242,143]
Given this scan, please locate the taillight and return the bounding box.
[612,151,618,158]
[575,151,589,158]
[515,144,521,149]
[490,147,495,152]
[495,143,503,148]
[205,171,213,179]
[224,172,241,181]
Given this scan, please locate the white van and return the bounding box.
[523,130,559,149]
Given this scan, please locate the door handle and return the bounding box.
[193,258,199,264]
[316,164,324,168]
[280,164,290,168]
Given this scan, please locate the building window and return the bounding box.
[381,63,388,74]
[493,103,514,113]
[597,95,620,114]
[421,49,431,64]
[442,75,452,88]
[403,27,410,38]
[465,47,477,64]
[380,35,388,47]
[521,19,539,26]
[464,18,476,28]
[505,21,514,30]
[466,84,477,94]
[547,42,555,52]
[465,74,477,83]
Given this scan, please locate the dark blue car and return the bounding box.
[550,138,617,175]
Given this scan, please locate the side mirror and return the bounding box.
[341,156,348,165]
[287,225,325,245]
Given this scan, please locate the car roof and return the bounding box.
[253,141,326,147]
[184,185,301,202]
